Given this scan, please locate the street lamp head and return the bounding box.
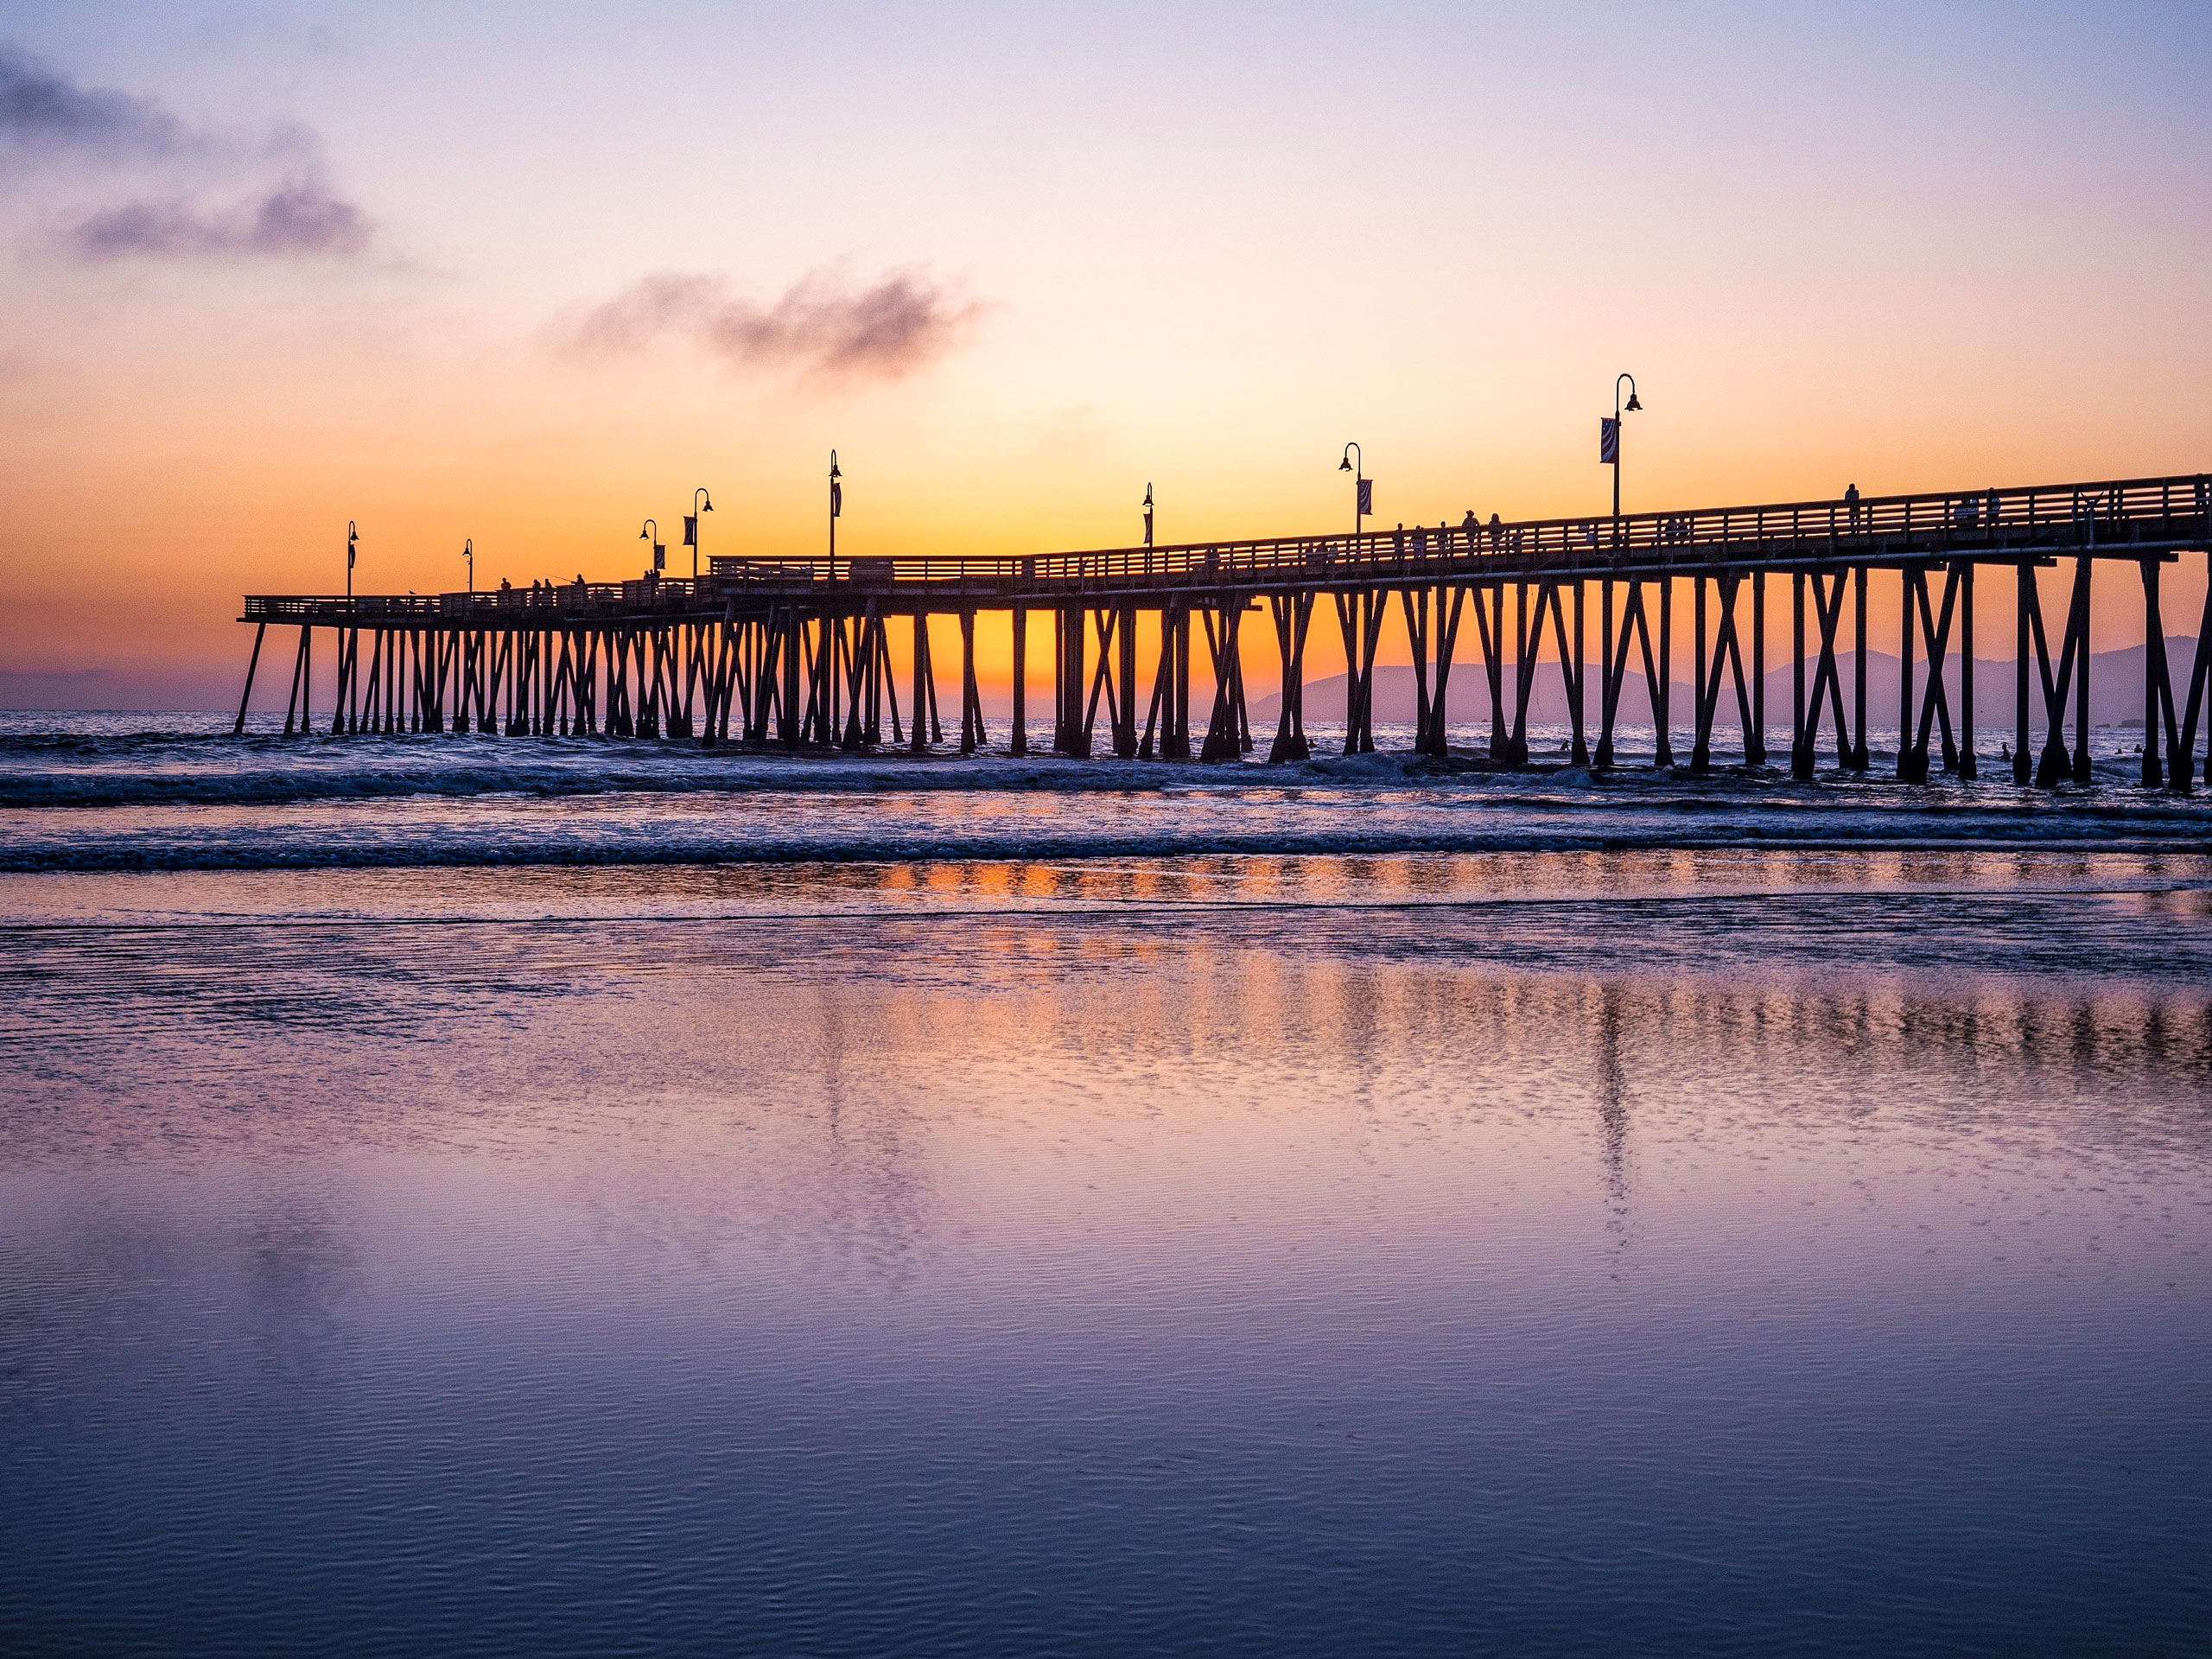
[1338,456,1352,472]
[829,450,841,480]
[696,487,714,512]
[1624,390,1643,413]
[639,518,654,540]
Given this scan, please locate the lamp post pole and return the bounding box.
[463,537,474,594]
[346,521,358,600]
[1608,373,1643,523]
[828,451,842,582]
[640,519,661,581]
[689,487,713,582]
[1143,482,1154,549]
[1338,443,1365,539]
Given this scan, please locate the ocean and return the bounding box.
[3,711,2209,1656]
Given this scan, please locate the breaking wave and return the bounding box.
[2,716,2207,873]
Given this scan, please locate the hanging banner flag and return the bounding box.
[1599,417,1619,464]
[652,543,665,571]
[683,515,697,546]
[1357,479,1373,516]
[830,480,842,518]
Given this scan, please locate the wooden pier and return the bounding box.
[237,474,2212,790]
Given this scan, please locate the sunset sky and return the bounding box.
[3,1,2208,708]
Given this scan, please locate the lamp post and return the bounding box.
[1338,443,1368,538]
[1143,482,1154,548]
[687,487,713,581]
[640,519,663,579]
[1604,373,1643,522]
[828,451,842,581]
[346,520,358,599]
[463,537,474,594]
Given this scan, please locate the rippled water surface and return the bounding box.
[3,715,2210,1656]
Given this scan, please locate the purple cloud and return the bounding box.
[0,46,184,156]
[69,175,370,260]
[570,269,984,382]
[2,44,373,263]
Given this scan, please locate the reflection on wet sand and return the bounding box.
[3,852,2209,1656]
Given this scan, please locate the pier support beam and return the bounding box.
[2015,563,2034,785]
[1597,580,1617,767]
[1010,604,1027,756]
[2176,562,2212,791]
[282,626,311,736]
[1116,602,1138,758]
[1900,563,1961,784]
[1400,585,1433,756]
[2074,556,2094,784]
[1692,571,1754,773]
[1791,573,1806,778]
[1477,583,1507,761]
[1335,588,1382,754]
[1168,604,1191,760]
[960,610,987,753]
[1959,564,1976,780]
[1507,582,1535,766]
[1266,593,1313,762]
[1567,578,1588,766]
[2139,557,2180,789]
[2023,556,2093,786]
[1199,595,1248,763]
[910,613,935,753]
[1750,572,1766,767]
[232,622,267,735]
[1599,577,1666,771]
[1850,566,1870,770]
[1056,605,1088,756]
[1141,601,1191,761]
[1429,584,1465,759]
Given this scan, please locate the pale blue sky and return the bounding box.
[3,1,2208,689]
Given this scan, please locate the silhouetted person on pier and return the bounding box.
[1846,483,1861,531]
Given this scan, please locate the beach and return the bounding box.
[3,716,2209,1654]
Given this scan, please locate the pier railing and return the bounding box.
[244,474,2209,622]
[706,474,2210,597]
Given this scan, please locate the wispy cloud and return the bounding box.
[568,269,985,383]
[1,42,373,263]
[72,176,369,259]
[0,46,185,156]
